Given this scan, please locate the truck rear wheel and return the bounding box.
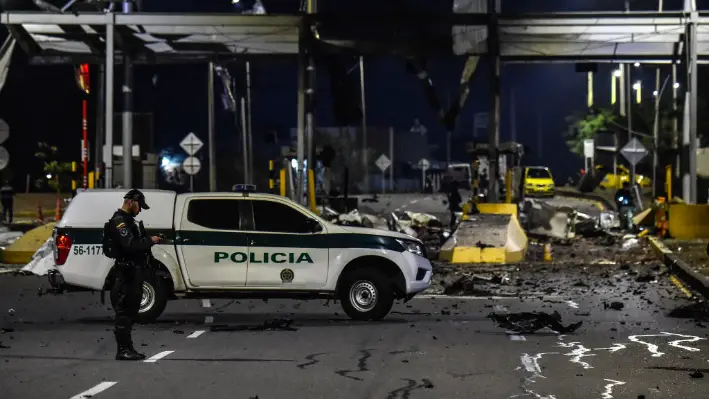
[339,268,394,321]
[110,274,168,324]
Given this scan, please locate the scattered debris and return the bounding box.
[210,318,297,332]
[487,311,583,334]
[604,302,625,311]
[690,371,704,379]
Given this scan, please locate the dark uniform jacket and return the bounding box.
[108,209,154,263]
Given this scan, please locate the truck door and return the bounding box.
[244,199,329,288]
[176,197,250,287]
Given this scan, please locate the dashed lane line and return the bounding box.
[187,330,206,339]
[204,316,214,324]
[201,299,212,308]
[144,350,174,363]
[70,381,117,399]
[509,335,527,341]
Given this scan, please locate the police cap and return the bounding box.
[123,189,150,210]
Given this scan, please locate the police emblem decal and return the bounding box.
[280,268,294,283]
[119,228,128,237]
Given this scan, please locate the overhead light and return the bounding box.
[653,90,659,96]
[613,69,622,77]
[674,82,680,89]
[633,82,641,90]
[634,62,640,67]
[232,0,240,3]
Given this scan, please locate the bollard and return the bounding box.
[543,243,552,262]
[268,160,275,192]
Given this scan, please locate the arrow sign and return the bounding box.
[182,156,201,175]
[620,137,648,166]
[180,132,203,156]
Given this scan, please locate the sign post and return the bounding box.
[418,158,430,193]
[375,154,391,194]
[180,133,204,192]
[620,137,648,187]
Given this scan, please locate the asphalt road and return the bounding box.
[1,258,708,399]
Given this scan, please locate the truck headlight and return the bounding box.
[397,239,424,257]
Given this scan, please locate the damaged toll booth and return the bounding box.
[465,141,525,201]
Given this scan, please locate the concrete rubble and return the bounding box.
[519,198,620,242]
[322,207,449,260]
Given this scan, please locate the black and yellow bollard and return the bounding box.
[279,169,287,196]
[268,160,275,193]
[71,161,77,191]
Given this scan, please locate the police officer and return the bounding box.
[107,189,162,361]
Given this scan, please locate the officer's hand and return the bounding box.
[150,236,162,244]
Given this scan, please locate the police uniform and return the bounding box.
[108,189,155,361]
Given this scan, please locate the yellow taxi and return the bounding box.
[597,165,652,189]
[524,166,555,197]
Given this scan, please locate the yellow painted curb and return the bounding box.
[1,223,56,265]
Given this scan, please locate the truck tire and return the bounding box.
[110,274,168,324]
[339,268,394,321]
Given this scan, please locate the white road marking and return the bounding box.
[201,299,212,308]
[70,381,117,399]
[187,330,205,339]
[410,199,419,204]
[144,350,174,363]
[601,379,626,399]
[494,305,509,313]
[628,332,704,357]
[204,316,214,324]
[510,335,526,341]
[565,300,579,309]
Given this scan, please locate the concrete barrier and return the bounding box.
[1,223,56,265]
[439,204,527,264]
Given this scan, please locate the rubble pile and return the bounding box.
[322,207,449,260]
[519,198,620,242]
[429,232,660,296]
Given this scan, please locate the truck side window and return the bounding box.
[187,199,241,230]
[251,200,312,234]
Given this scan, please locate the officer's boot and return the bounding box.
[114,330,143,361]
[126,334,146,360]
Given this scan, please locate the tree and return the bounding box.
[564,98,707,160]
[34,142,73,194]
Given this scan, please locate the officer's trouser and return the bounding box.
[113,262,144,348]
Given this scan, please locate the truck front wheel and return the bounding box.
[110,274,168,324]
[339,268,395,321]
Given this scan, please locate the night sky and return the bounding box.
[0,0,702,189]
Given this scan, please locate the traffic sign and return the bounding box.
[0,146,9,171]
[620,137,648,166]
[0,119,8,145]
[182,156,201,175]
[583,139,594,159]
[375,154,391,172]
[180,133,203,156]
[418,158,430,169]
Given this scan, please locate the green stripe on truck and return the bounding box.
[55,227,405,252]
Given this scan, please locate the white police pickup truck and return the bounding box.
[49,187,433,323]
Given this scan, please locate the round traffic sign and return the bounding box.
[0,146,10,171]
[0,119,9,145]
[182,156,201,176]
